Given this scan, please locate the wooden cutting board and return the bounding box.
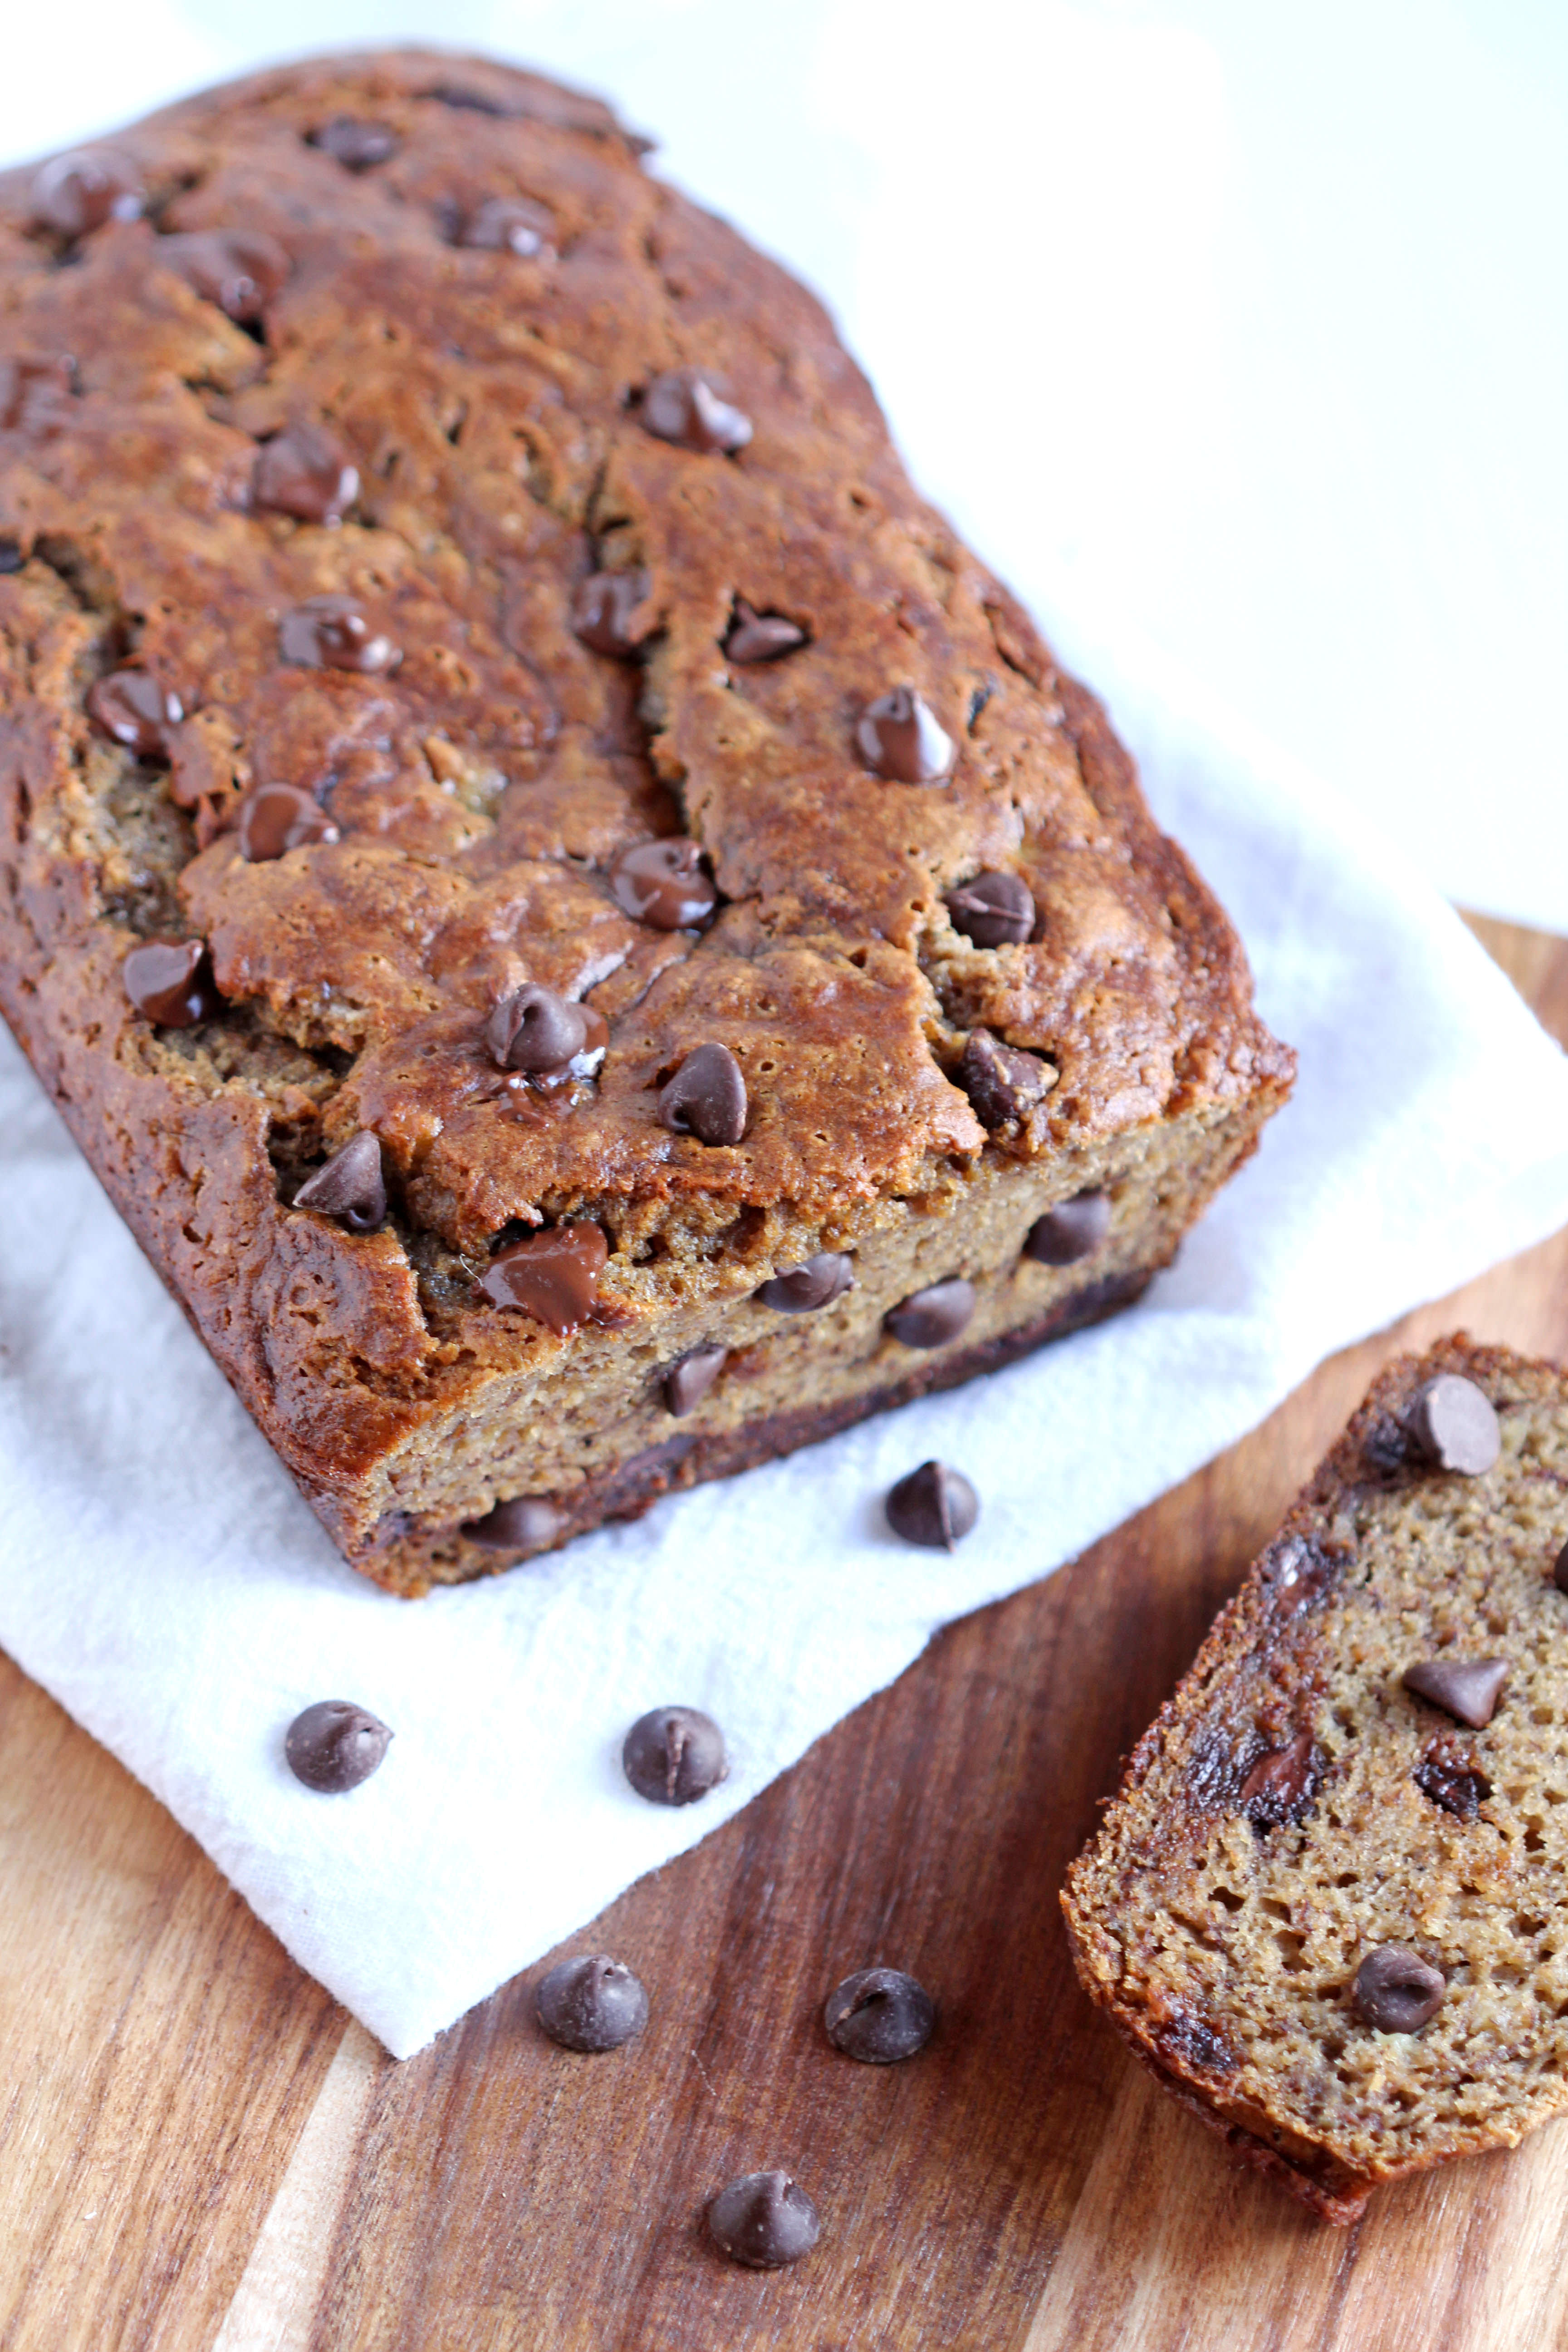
[2,913,1565,2352]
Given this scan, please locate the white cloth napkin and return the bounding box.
[4,623,1568,2059]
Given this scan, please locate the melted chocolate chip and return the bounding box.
[284,1700,392,1792]
[641,368,753,455]
[1240,1730,1321,1829]
[30,147,143,238]
[856,687,954,784]
[1025,1191,1111,1267]
[535,1955,649,2053]
[293,1132,386,1232]
[1353,1944,1445,2033]
[884,1460,979,1549]
[755,1253,855,1313]
[310,117,401,170]
[884,1278,975,1349]
[0,356,74,436]
[1414,1742,1491,1821]
[122,939,221,1028]
[622,1705,728,1806]
[945,868,1034,947]
[462,1494,563,1550]
[824,1967,936,2063]
[87,669,181,759]
[485,984,588,1075]
[479,1223,608,1332]
[659,1042,747,1146]
[1408,1374,1501,1475]
[0,540,21,573]
[571,569,650,656]
[956,1029,1052,1129]
[237,783,340,861]
[253,423,358,525]
[460,196,555,257]
[607,837,716,929]
[708,2172,819,2270]
[664,1345,727,1416]
[1402,1656,1509,1729]
[1362,1411,1412,1475]
[725,598,806,663]
[425,84,511,116]
[279,594,400,674]
[159,230,290,322]
[1556,1539,1568,1596]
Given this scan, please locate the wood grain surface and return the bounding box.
[1,913,1565,2352]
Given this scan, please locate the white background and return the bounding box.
[2,0,1563,933]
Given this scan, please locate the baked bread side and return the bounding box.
[1063,1337,1568,2222]
[0,50,1293,1590]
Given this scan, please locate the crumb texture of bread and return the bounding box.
[0,50,1292,1585]
[1063,1336,1568,2221]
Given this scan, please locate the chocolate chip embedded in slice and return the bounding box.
[535,1955,649,2053]
[956,1029,1053,1129]
[824,1967,936,2063]
[664,1345,726,1416]
[755,1253,855,1313]
[122,939,221,1028]
[607,837,717,929]
[642,368,753,454]
[659,1043,747,1146]
[310,116,401,170]
[460,196,556,257]
[237,783,340,861]
[279,594,400,674]
[293,1131,386,1233]
[484,984,588,1075]
[1239,1730,1321,1829]
[622,1705,728,1806]
[479,1223,608,1334]
[1413,1741,1491,1821]
[707,2171,820,2269]
[29,147,144,237]
[1402,1656,1509,1729]
[944,869,1034,947]
[884,1278,975,1349]
[1025,1190,1111,1268]
[0,541,21,574]
[158,229,291,322]
[1407,1373,1500,1475]
[725,598,806,663]
[253,423,359,525]
[1556,1539,1568,1596]
[884,1461,979,1550]
[571,569,650,656]
[855,687,955,784]
[87,669,182,760]
[284,1700,392,1793]
[461,1494,563,1550]
[1353,1944,1446,2034]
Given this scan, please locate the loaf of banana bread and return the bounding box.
[1063,1337,1568,2221]
[0,49,1293,1592]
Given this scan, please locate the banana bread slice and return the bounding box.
[0,50,1292,1592]
[1063,1336,1568,2222]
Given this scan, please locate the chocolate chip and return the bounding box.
[956,1029,1052,1129]
[1408,1373,1500,1475]
[1240,1730,1321,1829]
[122,939,221,1028]
[1556,1539,1568,1596]
[293,1131,386,1233]
[725,598,806,663]
[1402,1656,1509,1729]
[642,368,752,455]
[253,423,358,525]
[535,1955,649,2053]
[310,117,401,170]
[824,1967,936,2063]
[30,147,143,238]
[855,687,954,784]
[708,2171,819,2270]
[571,569,650,657]
[461,1494,563,1550]
[460,195,555,257]
[485,984,588,1075]
[86,669,182,759]
[284,1700,391,1792]
[755,1253,855,1313]
[945,869,1034,946]
[1414,1742,1491,1821]
[607,837,716,929]
[237,782,340,861]
[884,1460,979,1549]
[884,1278,975,1349]
[479,1222,608,1333]
[159,230,291,322]
[0,356,74,437]
[279,594,400,674]
[664,1345,727,1416]
[622,1705,727,1806]
[424,84,511,115]
[1025,1191,1111,1267]
[659,1042,747,1146]
[1353,1944,1445,2034]
[0,540,21,573]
